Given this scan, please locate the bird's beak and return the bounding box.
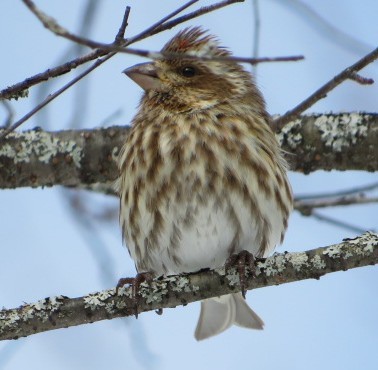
[122,62,162,91]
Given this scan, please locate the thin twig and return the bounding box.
[115,6,131,43]
[0,58,111,139]
[274,46,378,130]
[0,0,247,139]
[295,182,378,200]
[1,0,301,140]
[126,0,200,44]
[148,0,244,37]
[0,0,239,101]
[23,0,303,66]
[311,211,375,234]
[0,1,207,138]
[1,0,120,138]
[349,72,374,85]
[294,194,378,215]
[0,48,107,101]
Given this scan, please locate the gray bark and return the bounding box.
[1,232,377,341]
[0,112,377,190]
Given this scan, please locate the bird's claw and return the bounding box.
[225,250,256,299]
[116,272,153,318]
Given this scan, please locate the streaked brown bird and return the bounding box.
[117,27,293,340]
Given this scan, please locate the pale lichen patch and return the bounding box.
[256,254,286,276]
[314,112,368,152]
[115,300,128,310]
[323,232,378,260]
[225,267,240,286]
[139,281,168,304]
[30,296,64,313]
[0,144,18,161]
[105,303,117,315]
[1,130,82,167]
[343,250,353,259]
[115,285,132,298]
[275,118,303,149]
[0,311,19,335]
[0,296,67,334]
[48,296,65,312]
[20,307,35,321]
[168,276,195,293]
[286,252,309,271]
[84,294,106,310]
[323,245,342,258]
[346,232,378,256]
[311,254,326,269]
[7,312,21,325]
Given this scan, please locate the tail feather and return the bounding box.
[194,293,264,341]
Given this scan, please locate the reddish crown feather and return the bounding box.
[161,26,231,57]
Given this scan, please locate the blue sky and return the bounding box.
[1,1,377,369]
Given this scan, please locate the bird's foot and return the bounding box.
[225,250,256,299]
[116,272,153,318]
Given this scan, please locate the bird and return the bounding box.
[116,27,293,341]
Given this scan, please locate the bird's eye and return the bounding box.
[181,66,196,77]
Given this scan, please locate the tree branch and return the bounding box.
[0,232,377,341]
[273,47,378,130]
[0,0,242,102]
[23,0,302,66]
[276,112,378,173]
[0,112,377,189]
[294,194,378,215]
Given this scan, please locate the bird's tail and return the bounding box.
[194,292,264,341]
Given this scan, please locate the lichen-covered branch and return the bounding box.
[0,126,125,189]
[1,232,377,341]
[276,112,378,173]
[0,112,377,189]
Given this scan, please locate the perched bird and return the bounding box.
[117,27,293,340]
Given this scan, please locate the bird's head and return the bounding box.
[124,27,264,114]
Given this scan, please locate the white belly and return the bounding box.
[124,182,284,276]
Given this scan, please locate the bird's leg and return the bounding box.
[225,250,256,299]
[116,272,154,318]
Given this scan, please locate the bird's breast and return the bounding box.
[118,113,291,275]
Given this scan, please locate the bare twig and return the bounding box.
[295,182,378,200]
[0,48,107,101]
[0,0,249,139]
[0,1,199,138]
[294,194,378,215]
[310,211,375,234]
[147,0,244,38]
[126,0,200,44]
[274,46,378,130]
[348,72,374,85]
[0,57,110,140]
[1,232,377,341]
[115,6,131,43]
[23,0,302,66]
[0,0,240,101]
